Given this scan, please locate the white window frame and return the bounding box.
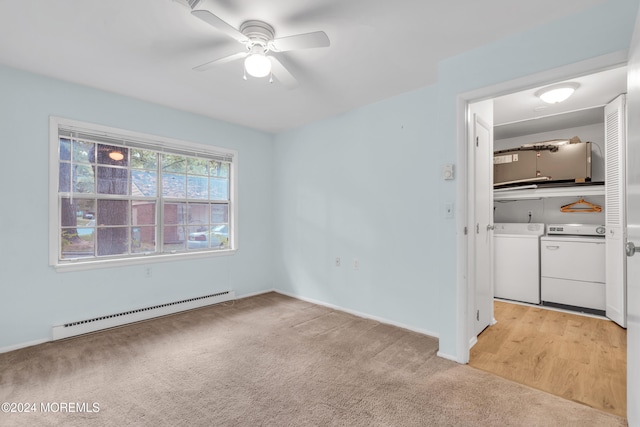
[49,116,238,272]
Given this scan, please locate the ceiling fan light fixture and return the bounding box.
[244,52,271,78]
[535,82,580,104]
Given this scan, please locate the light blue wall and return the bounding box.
[0,66,274,349]
[274,0,639,358]
[274,87,442,334]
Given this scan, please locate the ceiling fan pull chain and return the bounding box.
[243,68,247,81]
[269,70,273,84]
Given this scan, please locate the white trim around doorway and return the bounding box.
[455,49,629,364]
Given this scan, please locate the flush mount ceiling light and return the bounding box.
[535,82,580,104]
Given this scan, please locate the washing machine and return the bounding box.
[493,223,545,304]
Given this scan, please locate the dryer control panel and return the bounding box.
[547,224,605,236]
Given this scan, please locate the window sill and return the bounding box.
[52,249,237,273]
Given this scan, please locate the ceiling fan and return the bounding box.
[190,8,330,88]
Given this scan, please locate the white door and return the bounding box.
[604,94,627,327]
[625,12,640,424]
[470,102,494,337]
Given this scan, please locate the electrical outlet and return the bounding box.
[335,257,341,267]
[144,266,152,278]
[353,258,359,270]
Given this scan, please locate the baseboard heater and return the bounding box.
[52,290,235,340]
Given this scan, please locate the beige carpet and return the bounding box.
[0,292,627,426]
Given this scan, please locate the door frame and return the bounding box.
[456,50,629,364]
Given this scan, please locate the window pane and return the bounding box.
[132,201,156,226]
[210,177,229,200]
[60,163,94,194]
[60,229,94,259]
[188,203,209,226]
[131,149,157,170]
[210,204,229,223]
[97,166,128,195]
[97,200,128,226]
[61,198,95,227]
[76,226,95,238]
[73,165,95,193]
[97,227,128,256]
[60,198,76,227]
[186,226,227,250]
[164,203,186,225]
[162,154,186,173]
[188,158,209,175]
[187,226,211,250]
[59,138,71,161]
[187,176,208,199]
[210,161,229,178]
[132,226,156,253]
[212,224,229,249]
[59,163,70,192]
[97,144,128,166]
[77,199,96,223]
[163,173,186,198]
[131,170,157,197]
[73,141,94,164]
[163,225,186,252]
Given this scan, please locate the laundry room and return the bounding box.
[467,64,629,417]
[490,65,627,323]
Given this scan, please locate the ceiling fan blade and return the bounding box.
[193,51,247,71]
[191,10,249,44]
[270,31,330,52]
[269,56,298,89]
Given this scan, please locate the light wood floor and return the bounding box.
[469,300,627,417]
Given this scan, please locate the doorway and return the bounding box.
[462,58,629,415]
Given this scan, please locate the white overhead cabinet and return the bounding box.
[605,94,627,328]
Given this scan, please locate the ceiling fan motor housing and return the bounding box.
[240,20,275,50]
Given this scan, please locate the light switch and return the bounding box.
[443,164,454,180]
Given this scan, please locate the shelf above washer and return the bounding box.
[493,184,605,201]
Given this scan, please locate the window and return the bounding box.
[49,117,237,271]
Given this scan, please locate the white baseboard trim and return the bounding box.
[469,336,478,349]
[274,289,439,339]
[236,288,276,300]
[436,351,463,363]
[0,338,50,354]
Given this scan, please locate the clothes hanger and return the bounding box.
[560,198,602,213]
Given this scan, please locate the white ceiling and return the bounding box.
[0,0,612,133]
